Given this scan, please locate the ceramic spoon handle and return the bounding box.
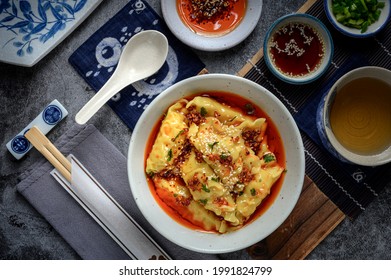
[75,75,130,125]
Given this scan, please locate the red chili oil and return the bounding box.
[177,0,246,37]
[268,22,325,77]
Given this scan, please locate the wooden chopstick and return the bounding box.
[25,126,72,182]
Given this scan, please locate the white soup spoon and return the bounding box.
[75,30,169,125]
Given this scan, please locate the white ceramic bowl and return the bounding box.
[161,0,262,51]
[263,14,333,84]
[322,66,391,166]
[324,0,391,38]
[127,74,305,254]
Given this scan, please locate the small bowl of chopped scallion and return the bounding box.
[324,0,390,37]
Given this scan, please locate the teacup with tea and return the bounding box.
[323,66,391,166]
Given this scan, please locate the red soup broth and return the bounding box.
[177,0,246,37]
[144,91,286,232]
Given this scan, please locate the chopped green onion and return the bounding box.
[228,116,237,122]
[331,0,385,33]
[250,188,257,196]
[211,177,220,182]
[244,103,255,115]
[202,184,210,193]
[220,153,230,160]
[263,153,276,163]
[200,107,207,117]
[208,141,219,150]
[199,199,208,205]
[172,130,184,141]
[167,149,173,161]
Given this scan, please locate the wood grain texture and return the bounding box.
[246,177,345,259]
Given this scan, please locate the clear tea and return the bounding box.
[330,77,391,155]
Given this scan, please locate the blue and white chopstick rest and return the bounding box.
[6,99,68,160]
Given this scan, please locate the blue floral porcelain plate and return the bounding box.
[0,0,102,67]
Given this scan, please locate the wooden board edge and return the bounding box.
[290,208,346,259]
[198,68,209,75]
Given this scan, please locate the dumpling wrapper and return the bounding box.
[146,100,188,174]
[180,150,240,226]
[152,176,227,232]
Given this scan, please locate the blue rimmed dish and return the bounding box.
[324,0,391,38]
[263,13,334,85]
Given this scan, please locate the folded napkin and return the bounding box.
[17,124,218,260]
[69,0,205,130]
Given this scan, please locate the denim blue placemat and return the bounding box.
[69,0,205,130]
[243,1,391,218]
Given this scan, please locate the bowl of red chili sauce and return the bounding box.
[161,0,262,51]
[263,14,334,84]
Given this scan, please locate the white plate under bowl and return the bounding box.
[127,74,305,254]
[161,0,262,51]
[0,0,103,67]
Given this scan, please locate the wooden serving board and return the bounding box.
[238,0,345,260]
[246,176,345,259]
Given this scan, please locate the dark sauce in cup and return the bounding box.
[268,22,325,77]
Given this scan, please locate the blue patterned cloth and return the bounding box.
[69,0,205,130]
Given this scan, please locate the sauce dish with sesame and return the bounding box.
[263,14,334,84]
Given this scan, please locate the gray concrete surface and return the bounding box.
[1,0,390,260]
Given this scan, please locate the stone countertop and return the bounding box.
[0,0,390,260]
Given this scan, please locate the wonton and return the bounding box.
[146,95,284,233]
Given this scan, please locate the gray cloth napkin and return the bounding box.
[16,124,218,260]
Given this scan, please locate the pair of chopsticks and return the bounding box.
[25,126,72,182]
